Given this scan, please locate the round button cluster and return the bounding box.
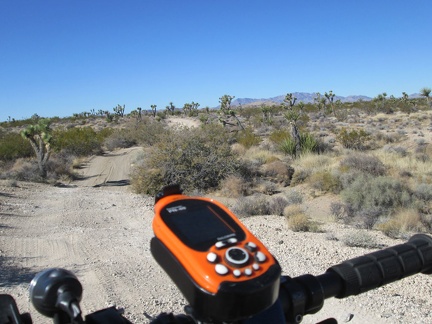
[206,241,268,277]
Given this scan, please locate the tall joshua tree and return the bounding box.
[21,118,52,178]
[420,87,431,108]
[284,93,301,156]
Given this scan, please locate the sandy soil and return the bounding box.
[1,146,432,323]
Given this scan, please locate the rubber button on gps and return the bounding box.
[245,242,257,252]
[255,251,266,263]
[207,252,218,263]
[215,264,229,275]
[233,269,241,277]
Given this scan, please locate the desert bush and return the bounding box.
[269,196,289,216]
[309,171,342,193]
[290,168,311,186]
[284,189,304,205]
[0,131,33,161]
[284,205,319,232]
[131,118,169,146]
[342,232,381,249]
[269,129,291,144]
[339,153,386,177]
[337,128,370,150]
[414,183,432,202]
[131,124,239,194]
[341,175,412,228]
[1,159,43,182]
[219,175,249,198]
[236,128,261,149]
[103,129,137,151]
[342,175,411,212]
[377,209,423,238]
[232,195,271,217]
[52,127,105,156]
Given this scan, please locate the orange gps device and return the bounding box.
[151,185,281,323]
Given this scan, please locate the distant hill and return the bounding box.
[231,92,424,107]
[231,92,372,107]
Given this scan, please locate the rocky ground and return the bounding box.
[1,146,432,323]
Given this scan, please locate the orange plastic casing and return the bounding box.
[153,194,278,294]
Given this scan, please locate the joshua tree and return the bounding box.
[284,93,302,156]
[113,104,125,117]
[166,102,176,115]
[313,93,327,114]
[219,95,244,130]
[20,118,52,178]
[420,87,431,108]
[150,104,157,118]
[325,90,336,115]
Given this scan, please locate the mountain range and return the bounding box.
[230,92,422,107]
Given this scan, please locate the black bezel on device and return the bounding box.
[150,237,281,323]
[160,199,246,251]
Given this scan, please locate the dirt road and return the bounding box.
[1,146,432,323]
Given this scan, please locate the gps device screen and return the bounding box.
[160,200,245,251]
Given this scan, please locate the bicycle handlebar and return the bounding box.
[2,234,432,324]
[278,233,432,323]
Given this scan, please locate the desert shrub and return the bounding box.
[339,153,386,177]
[128,118,169,146]
[284,189,304,205]
[330,202,349,221]
[342,175,411,213]
[0,131,33,161]
[103,129,137,151]
[236,128,261,149]
[377,209,422,238]
[290,168,310,186]
[52,127,105,156]
[269,196,289,216]
[309,171,342,193]
[414,183,432,202]
[1,159,43,182]
[284,205,320,232]
[269,129,291,144]
[131,124,239,194]
[219,175,249,198]
[254,180,278,195]
[337,128,370,150]
[232,195,271,217]
[342,232,381,249]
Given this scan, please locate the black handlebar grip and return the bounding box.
[326,234,432,298]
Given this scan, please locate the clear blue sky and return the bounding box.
[1,0,431,121]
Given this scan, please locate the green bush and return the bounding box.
[0,131,33,161]
[103,129,137,151]
[337,128,370,150]
[52,127,108,156]
[309,171,342,193]
[339,153,386,176]
[131,124,239,194]
[236,128,261,149]
[341,175,412,228]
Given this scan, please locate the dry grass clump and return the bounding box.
[375,150,432,182]
[342,231,382,249]
[219,175,249,198]
[284,204,320,232]
[377,209,423,239]
[339,153,387,176]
